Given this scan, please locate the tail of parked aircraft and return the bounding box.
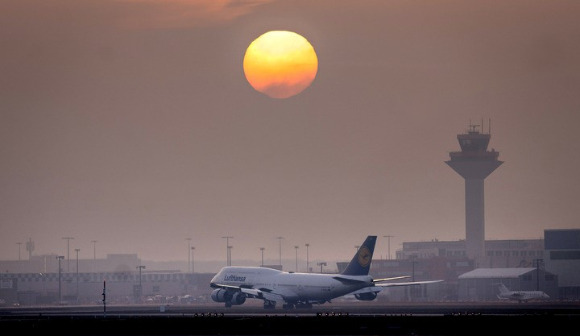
[340,236,377,276]
[496,283,510,294]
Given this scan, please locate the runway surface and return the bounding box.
[1,301,579,335]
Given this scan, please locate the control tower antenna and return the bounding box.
[445,119,503,267]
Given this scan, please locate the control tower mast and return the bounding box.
[445,120,503,267]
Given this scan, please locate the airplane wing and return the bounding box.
[343,279,443,296]
[333,275,412,286]
[373,276,411,283]
[332,276,368,285]
[372,275,443,287]
[375,279,443,287]
[253,289,285,303]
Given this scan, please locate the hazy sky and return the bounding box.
[1,0,579,269]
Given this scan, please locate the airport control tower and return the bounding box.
[446,122,503,267]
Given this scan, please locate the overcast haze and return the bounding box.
[1,0,579,270]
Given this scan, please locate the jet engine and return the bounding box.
[354,292,378,301]
[211,289,246,305]
[230,292,246,305]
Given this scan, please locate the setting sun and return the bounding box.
[243,30,318,99]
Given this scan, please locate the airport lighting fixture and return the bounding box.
[186,238,192,272]
[17,242,22,260]
[91,240,97,260]
[56,256,64,303]
[383,235,394,260]
[26,238,35,259]
[294,245,299,272]
[260,247,265,266]
[191,246,195,273]
[305,243,310,273]
[62,237,74,272]
[276,237,284,268]
[222,236,233,266]
[137,265,146,301]
[75,248,80,302]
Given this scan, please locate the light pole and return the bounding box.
[56,256,64,304]
[305,243,310,273]
[260,247,265,266]
[222,236,233,266]
[276,236,284,268]
[62,237,74,272]
[191,246,195,273]
[75,248,80,303]
[409,255,418,301]
[137,265,146,302]
[186,238,192,272]
[17,242,22,260]
[39,272,46,298]
[91,240,97,260]
[26,238,34,260]
[411,255,417,282]
[317,262,326,273]
[383,235,394,260]
[534,258,544,291]
[294,245,299,272]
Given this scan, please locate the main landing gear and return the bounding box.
[282,302,313,309]
[263,300,276,309]
[263,300,312,309]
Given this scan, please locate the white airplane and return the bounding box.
[210,235,443,309]
[496,283,550,303]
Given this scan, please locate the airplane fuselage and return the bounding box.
[210,266,373,303]
[495,283,549,302]
[498,291,549,301]
[209,236,442,308]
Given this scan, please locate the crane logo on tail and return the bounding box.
[357,246,372,267]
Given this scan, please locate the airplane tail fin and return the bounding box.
[495,283,509,294]
[341,236,377,276]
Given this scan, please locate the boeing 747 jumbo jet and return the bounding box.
[210,235,443,309]
[496,283,550,303]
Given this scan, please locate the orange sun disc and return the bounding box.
[243,30,318,99]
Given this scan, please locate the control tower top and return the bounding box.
[446,120,503,179]
[448,122,500,162]
[457,124,491,152]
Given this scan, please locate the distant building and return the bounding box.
[458,268,558,301]
[0,253,142,274]
[544,229,580,299]
[0,270,214,306]
[396,239,545,268]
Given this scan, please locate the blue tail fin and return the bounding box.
[341,236,377,276]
